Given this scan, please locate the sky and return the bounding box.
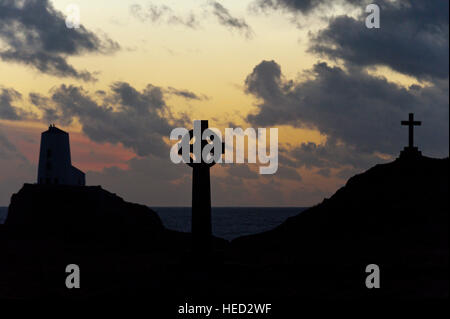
[0,0,448,206]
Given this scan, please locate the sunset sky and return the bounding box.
[0,0,448,206]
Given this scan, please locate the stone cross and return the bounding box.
[401,113,421,148]
[178,120,224,253]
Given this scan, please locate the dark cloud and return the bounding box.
[287,137,385,170]
[209,1,254,39]
[30,82,185,157]
[28,92,61,124]
[130,3,199,29]
[252,1,449,80]
[251,0,331,14]
[0,158,35,205]
[245,60,449,163]
[278,138,384,180]
[0,86,36,121]
[88,150,306,207]
[0,126,34,205]
[316,168,330,177]
[0,50,96,82]
[209,164,304,206]
[226,164,260,179]
[249,0,370,15]
[336,167,360,180]
[211,168,287,206]
[166,87,208,101]
[88,154,192,206]
[310,1,449,80]
[89,156,305,207]
[278,152,299,168]
[89,155,302,207]
[246,0,449,175]
[279,140,381,180]
[274,165,302,181]
[0,128,17,159]
[25,82,201,158]
[0,87,21,120]
[0,0,119,81]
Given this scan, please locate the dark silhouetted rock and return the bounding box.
[0,155,447,299]
[6,184,162,228]
[5,184,163,246]
[230,155,449,298]
[0,183,228,299]
[3,184,228,252]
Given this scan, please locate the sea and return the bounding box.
[0,206,306,240]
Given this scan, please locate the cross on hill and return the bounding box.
[400,113,422,159]
[401,113,421,148]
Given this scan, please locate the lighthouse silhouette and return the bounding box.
[37,125,85,186]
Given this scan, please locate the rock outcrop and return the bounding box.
[5,184,164,247]
[230,155,449,298]
[0,155,447,299]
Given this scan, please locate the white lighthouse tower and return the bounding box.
[37,125,85,186]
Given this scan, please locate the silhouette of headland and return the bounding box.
[228,115,448,298]
[0,117,447,299]
[230,154,448,298]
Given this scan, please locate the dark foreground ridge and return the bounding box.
[0,154,448,300]
[2,184,227,251]
[231,154,449,298]
[6,184,163,238]
[232,155,448,257]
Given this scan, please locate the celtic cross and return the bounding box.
[178,120,225,253]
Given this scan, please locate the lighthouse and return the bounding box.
[37,125,85,186]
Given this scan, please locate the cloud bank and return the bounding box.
[245,60,449,169]
[0,0,120,81]
[27,82,194,157]
[309,1,449,80]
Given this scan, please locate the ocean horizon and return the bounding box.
[0,206,306,240]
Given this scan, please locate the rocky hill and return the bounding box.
[0,154,447,299]
[230,155,449,298]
